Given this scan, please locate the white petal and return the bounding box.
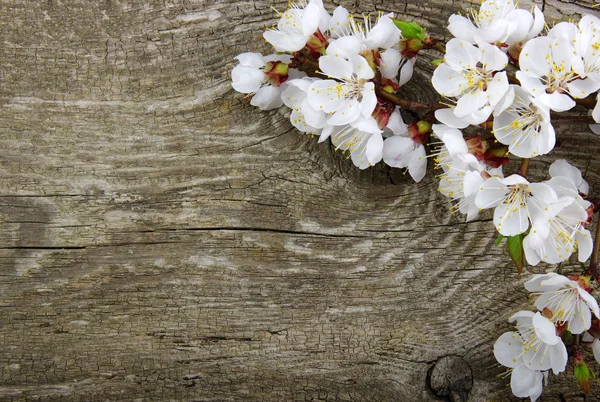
[579,288,600,319]
[539,91,576,113]
[379,49,401,79]
[328,99,362,125]
[494,331,524,368]
[516,71,547,99]
[349,54,375,80]
[365,133,384,165]
[511,364,539,398]
[533,313,559,345]
[326,36,363,59]
[383,136,413,168]
[445,39,481,69]
[576,230,593,263]
[494,200,529,236]
[263,30,307,52]
[486,72,509,108]
[526,6,545,40]
[593,94,600,123]
[231,65,265,93]
[235,52,265,69]
[548,341,568,374]
[524,273,562,292]
[567,78,600,99]
[455,89,488,118]
[432,63,468,98]
[360,82,377,117]
[250,86,283,110]
[475,177,508,209]
[329,6,350,38]
[399,58,416,87]
[319,55,353,79]
[447,14,477,43]
[434,108,469,129]
[593,339,600,364]
[307,79,347,113]
[302,2,321,36]
[567,300,590,334]
[301,98,327,129]
[519,37,552,78]
[386,108,408,135]
[408,145,427,182]
[479,41,508,71]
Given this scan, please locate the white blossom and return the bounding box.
[281,78,329,135]
[330,116,383,169]
[494,310,567,401]
[549,159,589,195]
[475,174,557,236]
[307,54,377,126]
[525,273,599,334]
[448,0,544,47]
[231,53,295,110]
[326,9,409,81]
[493,86,555,158]
[571,15,600,98]
[432,39,509,125]
[263,0,331,52]
[516,23,585,112]
[382,108,427,182]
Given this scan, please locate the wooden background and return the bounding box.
[1,0,599,400]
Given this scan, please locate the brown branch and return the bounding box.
[375,90,446,111]
[517,158,530,178]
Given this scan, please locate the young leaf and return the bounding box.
[507,234,525,273]
[574,361,594,395]
[392,20,427,40]
[494,234,504,247]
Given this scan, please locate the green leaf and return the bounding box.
[575,362,594,394]
[494,234,504,247]
[507,234,525,273]
[392,20,427,40]
[430,59,443,67]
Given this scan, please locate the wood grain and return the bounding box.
[0,1,599,400]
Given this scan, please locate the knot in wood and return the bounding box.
[427,355,473,402]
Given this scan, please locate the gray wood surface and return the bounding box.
[0,0,599,400]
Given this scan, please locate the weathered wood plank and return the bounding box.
[0,0,599,401]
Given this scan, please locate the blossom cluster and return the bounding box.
[231,1,600,399]
[232,0,431,180]
[431,1,598,268]
[495,273,600,401]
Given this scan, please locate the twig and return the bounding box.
[517,158,530,178]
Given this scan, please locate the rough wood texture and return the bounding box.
[1,1,599,401]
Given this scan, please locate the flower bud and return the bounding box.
[264,61,289,87]
[482,143,509,168]
[372,100,395,130]
[380,77,400,94]
[574,354,594,395]
[305,30,328,59]
[398,38,423,59]
[408,120,431,145]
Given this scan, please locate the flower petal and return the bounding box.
[494,331,524,368]
[250,86,283,110]
[539,91,576,113]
